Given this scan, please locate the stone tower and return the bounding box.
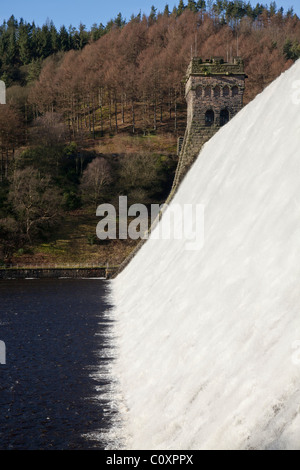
[172,57,247,191]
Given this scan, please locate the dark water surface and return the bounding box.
[0,279,115,450]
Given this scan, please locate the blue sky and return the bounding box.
[0,0,299,29]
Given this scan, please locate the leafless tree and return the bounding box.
[30,112,69,146]
[8,167,62,242]
[80,157,112,208]
[119,152,157,191]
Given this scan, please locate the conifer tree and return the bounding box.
[187,0,198,12]
[197,0,206,9]
[149,6,157,22]
[18,22,32,65]
[164,4,170,16]
[177,0,186,16]
[59,25,69,51]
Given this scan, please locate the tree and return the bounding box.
[187,0,198,13]
[0,217,20,264]
[177,0,186,15]
[197,0,206,10]
[8,167,62,241]
[50,21,59,52]
[26,58,43,83]
[119,153,158,193]
[18,21,33,64]
[80,158,112,208]
[37,24,52,58]
[58,25,69,51]
[0,104,23,180]
[30,112,69,147]
[269,1,277,16]
[78,23,89,49]
[149,6,157,23]
[114,13,126,28]
[286,7,294,18]
[164,4,170,16]
[283,39,300,61]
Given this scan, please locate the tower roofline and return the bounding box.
[186,57,248,78]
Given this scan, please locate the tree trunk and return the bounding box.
[153,96,157,131]
[121,94,125,124]
[92,94,96,138]
[115,95,118,133]
[98,89,104,137]
[109,95,112,132]
[132,100,135,134]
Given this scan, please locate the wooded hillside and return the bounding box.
[1,1,300,266]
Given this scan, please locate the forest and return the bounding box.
[1,0,300,267]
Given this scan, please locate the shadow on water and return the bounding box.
[0,278,117,450]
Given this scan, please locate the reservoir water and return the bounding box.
[0,279,114,450]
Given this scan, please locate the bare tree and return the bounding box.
[30,112,69,146]
[8,167,62,242]
[119,152,157,191]
[80,157,112,208]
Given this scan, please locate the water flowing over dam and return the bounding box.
[109,60,300,450]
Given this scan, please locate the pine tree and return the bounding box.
[187,0,198,12]
[37,24,52,58]
[18,22,32,65]
[164,4,170,16]
[269,2,277,16]
[27,58,42,83]
[7,15,18,31]
[245,2,255,19]
[177,0,186,16]
[130,12,141,23]
[197,0,206,10]
[78,23,89,49]
[6,30,18,66]
[149,5,157,22]
[50,21,58,53]
[114,13,126,28]
[31,22,38,59]
[58,25,69,51]
[68,26,77,49]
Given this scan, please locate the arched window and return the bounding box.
[223,86,229,97]
[205,109,214,127]
[214,86,220,97]
[220,109,229,126]
[204,86,211,97]
[196,86,202,98]
[232,86,239,97]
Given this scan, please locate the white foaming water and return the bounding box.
[109,60,300,450]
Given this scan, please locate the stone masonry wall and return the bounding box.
[171,58,246,193]
[0,267,118,279]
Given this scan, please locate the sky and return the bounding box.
[0,0,299,29]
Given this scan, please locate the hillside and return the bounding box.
[1,1,300,267]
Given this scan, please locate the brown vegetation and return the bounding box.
[23,11,298,139]
[1,6,300,267]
